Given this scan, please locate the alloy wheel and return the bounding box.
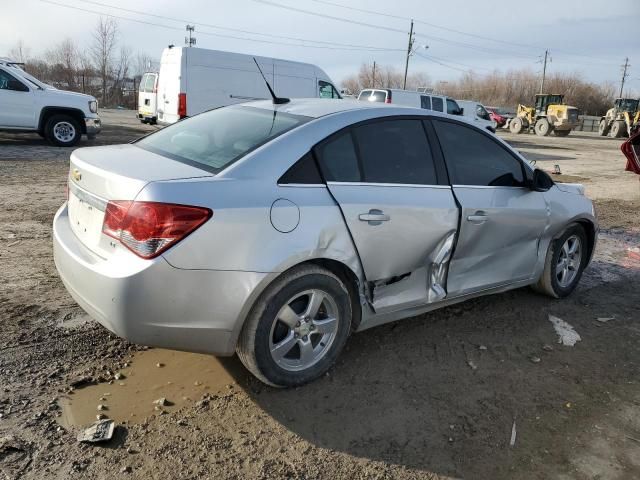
[269,289,339,372]
[556,235,582,288]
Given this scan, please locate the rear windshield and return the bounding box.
[136,105,311,173]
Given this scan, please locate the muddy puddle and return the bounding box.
[57,349,241,427]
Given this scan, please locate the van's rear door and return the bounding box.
[157,48,183,124]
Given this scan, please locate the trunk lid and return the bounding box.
[67,144,212,256]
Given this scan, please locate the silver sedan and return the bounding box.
[53,99,597,387]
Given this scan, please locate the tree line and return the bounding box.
[7,18,155,109]
[342,62,621,116]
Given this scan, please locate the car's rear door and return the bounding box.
[315,118,459,312]
[432,118,548,297]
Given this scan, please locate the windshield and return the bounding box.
[7,65,46,89]
[619,99,639,112]
[136,105,311,173]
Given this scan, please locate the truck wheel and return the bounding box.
[553,129,571,137]
[535,118,551,136]
[610,121,626,138]
[598,119,609,136]
[237,265,352,387]
[509,117,524,134]
[533,224,588,298]
[45,115,81,147]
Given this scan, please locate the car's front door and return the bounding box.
[0,68,34,128]
[432,119,548,297]
[315,118,459,312]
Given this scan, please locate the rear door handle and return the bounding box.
[359,209,390,225]
[467,213,488,223]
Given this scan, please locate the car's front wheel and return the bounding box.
[534,224,588,298]
[237,265,352,387]
[45,114,81,147]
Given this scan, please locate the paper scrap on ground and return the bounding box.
[548,315,581,346]
[510,420,517,447]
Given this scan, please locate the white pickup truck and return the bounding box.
[0,60,101,146]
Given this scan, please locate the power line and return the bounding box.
[77,0,402,52]
[39,0,404,52]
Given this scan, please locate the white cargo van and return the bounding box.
[358,88,464,116]
[156,46,341,124]
[137,72,158,124]
[457,100,496,133]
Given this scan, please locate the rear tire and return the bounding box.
[44,114,81,147]
[535,118,551,136]
[533,224,588,298]
[237,265,352,387]
[509,117,524,134]
[611,121,626,138]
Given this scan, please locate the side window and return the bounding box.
[278,152,323,184]
[315,131,361,182]
[0,69,28,92]
[352,119,437,185]
[144,74,155,93]
[446,99,460,115]
[420,95,432,110]
[139,74,148,92]
[319,80,340,99]
[433,120,525,187]
[432,96,444,112]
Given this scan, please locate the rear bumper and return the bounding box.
[53,204,268,355]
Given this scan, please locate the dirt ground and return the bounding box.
[1,112,639,480]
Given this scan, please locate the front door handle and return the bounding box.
[467,212,488,223]
[359,209,390,225]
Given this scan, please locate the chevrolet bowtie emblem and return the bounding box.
[72,168,82,181]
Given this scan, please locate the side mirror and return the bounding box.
[457,108,464,115]
[530,168,554,192]
[7,80,29,92]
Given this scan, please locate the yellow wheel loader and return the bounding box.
[599,98,640,138]
[509,94,580,137]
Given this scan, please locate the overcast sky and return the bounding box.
[2,0,639,93]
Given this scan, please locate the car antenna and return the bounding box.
[253,58,289,105]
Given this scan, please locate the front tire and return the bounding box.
[510,117,524,134]
[534,224,588,298]
[598,119,609,136]
[237,265,352,387]
[45,114,81,147]
[611,121,626,138]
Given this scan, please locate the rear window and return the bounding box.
[136,106,310,173]
[358,90,386,102]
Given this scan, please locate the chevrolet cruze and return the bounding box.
[53,99,597,387]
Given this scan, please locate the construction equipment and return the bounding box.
[599,98,640,138]
[509,94,580,137]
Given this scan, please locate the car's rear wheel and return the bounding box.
[237,265,352,387]
[45,114,81,147]
[534,224,588,298]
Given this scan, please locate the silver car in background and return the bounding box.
[53,99,597,387]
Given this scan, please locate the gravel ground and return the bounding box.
[1,112,639,480]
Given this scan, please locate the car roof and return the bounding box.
[243,98,410,119]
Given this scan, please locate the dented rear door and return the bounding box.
[315,118,459,312]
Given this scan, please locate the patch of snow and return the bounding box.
[548,315,581,346]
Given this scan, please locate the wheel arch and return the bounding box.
[39,107,86,134]
[574,218,597,266]
[227,257,364,353]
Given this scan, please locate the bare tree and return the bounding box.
[90,17,118,106]
[111,45,132,106]
[8,39,30,63]
[341,63,430,93]
[47,38,78,89]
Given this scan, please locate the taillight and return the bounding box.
[178,93,187,118]
[622,131,640,174]
[102,201,212,259]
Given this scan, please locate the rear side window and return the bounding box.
[433,120,524,187]
[139,74,148,92]
[432,97,444,112]
[353,119,437,185]
[144,74,156,93]
[315,132,361,182]
[420,96,431,109]
[279,152,322,184]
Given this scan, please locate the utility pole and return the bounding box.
[539,49,549,94]
[619,57,630,98]
[185,25,196,47]
[403,19,414,90]
[372,61,376,88]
